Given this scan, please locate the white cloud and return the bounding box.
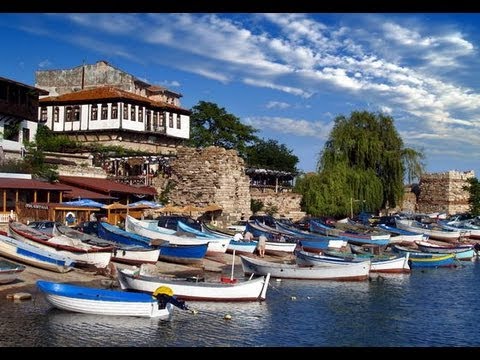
[158,80,181,87]
[245,116,332,139]
[38,59,52,69]
[266,101,290,109]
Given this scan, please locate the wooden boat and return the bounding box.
[395,219,465,242]
[54,224,160,265]
[240,255,370,281]
[414,240,474,254]
[36,280,188,319]
[0,234,75,273]
[296,248,410,273]
[391,245,458,268]
[98,221,207,265]
[125,216,228,254]
[0,259,26,284]
[177,220,257,254]
[310,219,390,246]
[377,223,426,244]
[8,221,112,269]
[118,267,271,301]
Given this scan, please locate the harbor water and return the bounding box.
[2,261,480,347]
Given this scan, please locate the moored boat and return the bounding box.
[0,259,26,284]
[240,255,370,281]
[0,234,75,273]
[118,267,271,301]
[36,280,189,319]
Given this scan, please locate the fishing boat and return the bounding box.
[391,244,458,268]
[240,255,370,281]
[8,221,112,269]
[0,234,75,273]
[54,224,160,265]
[395,219,465,242]
[125,215,228,254]
[36,280,189,319]
[0,259,26,284]
[117,267,271,301]
[98,221,208,265]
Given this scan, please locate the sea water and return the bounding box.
[1,261,480,347]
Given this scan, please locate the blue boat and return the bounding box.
[98,221,207,265]
[391,244,457,268]
[36,280,188,318]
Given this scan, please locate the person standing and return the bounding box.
[257,234,267,258]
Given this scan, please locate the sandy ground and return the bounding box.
[0,251,292,298]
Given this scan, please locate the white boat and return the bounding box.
[9,221,112,268]
[395,219,465,242]
[0,234,75,273]
[240,255,370,281]
[0,259,26,284]
[126,215,229,254]
[118,267,270,301]
[53,224,160,265]
[36,280,186,319]
[296,249,410,274]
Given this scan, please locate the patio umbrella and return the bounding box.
[181,204,202,216]
[62,199,106,208]
[202,203,223,212]
[156,204,183,214]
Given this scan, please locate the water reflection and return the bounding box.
[2,263,480,347]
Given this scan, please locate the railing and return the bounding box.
[0,212,17,223]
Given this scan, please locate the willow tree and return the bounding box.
[308,111,424,215]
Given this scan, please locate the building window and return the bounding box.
[111,103,118,119]
[54,107,59,122]
[65,106,73,122]
[138,108,143,122]
[101,104,108,120]
[123,104,129,119]
[159,112,165,126]
[40,107,48,122]
[176,114,181,129]
[131,106,136,121]
[153,112,158,128]
[4,122,20,141]
[22,127,30,143]
[91,104,98,120]
[169,113,173,128]
[73,106,81,121]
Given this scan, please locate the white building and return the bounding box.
[0,77,48,157]
[38,86,190,154]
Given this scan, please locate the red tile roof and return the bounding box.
[59,176,157,197]
[62,184,117,201]
[39,86,189,113]
[0,178,71,191]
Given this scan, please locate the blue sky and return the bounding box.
[2,13,480,177]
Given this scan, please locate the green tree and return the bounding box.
[188,101,259,158]
[463,177,480,216]
[245,139,298,173]
[302,111,425,216]
[250,199,264,214]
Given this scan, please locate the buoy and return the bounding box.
[291,296,297,301]
[307,296,311,299]
[276,278,282,282]
[224,314,232,320]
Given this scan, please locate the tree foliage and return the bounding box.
[245,139,298,173]
[188,101,259,158]
[463,177,480,216]
[250,199,264,214]
[298,111,425,216]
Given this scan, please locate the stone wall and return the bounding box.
[417,170,474,215]
[168,146,251,226]
[250,188,305,221]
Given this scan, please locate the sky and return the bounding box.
[1,13,480,177]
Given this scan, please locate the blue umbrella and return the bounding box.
[62,199,106,208]
[127,200,163,209]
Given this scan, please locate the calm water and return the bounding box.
[2,262,480,347]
